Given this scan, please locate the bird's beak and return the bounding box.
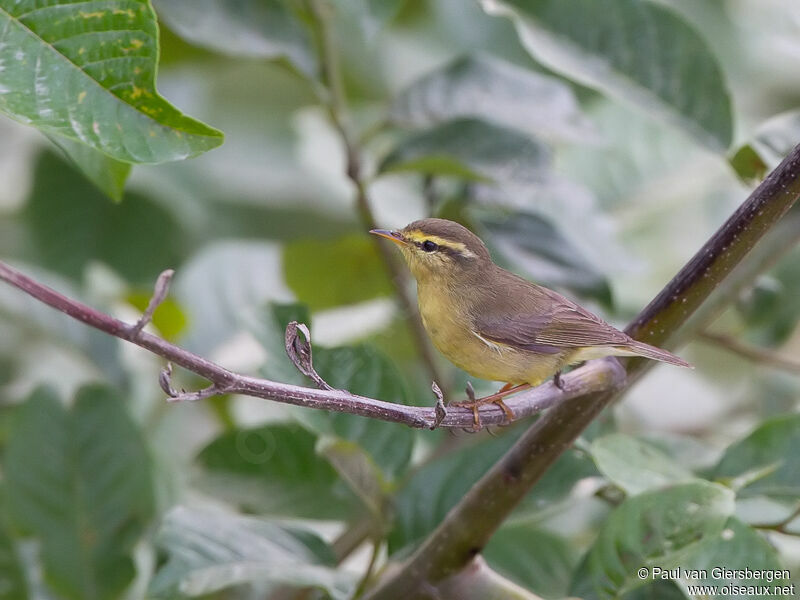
[369,229,406,246]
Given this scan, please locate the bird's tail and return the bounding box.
[622,340,693,368]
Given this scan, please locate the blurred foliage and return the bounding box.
[0,0,799,598]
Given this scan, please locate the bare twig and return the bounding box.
[130,268,174,338]
[0,259,617,430]
[308,0,449,392]
[364,145,800,599]
[697,329,800,373]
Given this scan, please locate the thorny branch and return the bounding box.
[0,260,619,430]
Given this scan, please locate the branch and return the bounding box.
[364,145,800,599]
[307,0,449,392]
[697,330,800,373]
[0,261,619,430]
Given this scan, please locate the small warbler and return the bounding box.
[371,218,690,425]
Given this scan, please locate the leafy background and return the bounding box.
[0,0,799,598]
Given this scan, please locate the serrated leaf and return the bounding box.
[47,133,131,202]
[195,423,358,520]
[294,344,415,480]
[569,482,735,599]
[155,0,315,77]
[22,150,187,286]
[475,209,613,306]
[150,506,353,599]
[379,118,551,188]
[0,0,223,163]
[484,524,578,599]
[483,0,733,152]
[710,413,800,500]
[590,433,694,495]
[391,53,596,142]
[282,235,393,311]
[4,385,155,600]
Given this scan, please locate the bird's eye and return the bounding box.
[422,240,438,252]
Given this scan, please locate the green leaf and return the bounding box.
[675,517,791,598]
[318,437,387,517]
[484,524,578,599]
[0,262,123,376]
[389,426,592,554]
[174,241,294,354]
[475,209,613,306]
[196,423,358,520]
[379,118,551,187]
[391,53,596,142]
[47,134,131,202]
[569,481,735,599]
[0,0,223,163]
[332,0,406,40]
[732,109,800,179]
[251,302,311,387]
[155,0,315,77]
[735,246,800,346]
[127,291,187,342]
[590,433,694,495]
[283,234,394,311]
[711,413,800,500]
[0,514,27,600]
[4,385,155,600]
[294,344,415,480]
[389,430,521,554]
[729,144,769,185]
[22,150,187,286]
[484,0,733,151]
[150,506,354,599]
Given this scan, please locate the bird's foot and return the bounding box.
[553,370,566,390]
[451,382,528,430]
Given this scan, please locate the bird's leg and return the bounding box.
[553,370,566,390]
[451,382,529,429]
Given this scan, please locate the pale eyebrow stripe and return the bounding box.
[404,231,476,258]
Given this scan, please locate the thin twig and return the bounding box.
[0,260,615,430]
[697,329,800,373]
[308,0,449,392]
[130,268,174,338]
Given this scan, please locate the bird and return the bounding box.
[370,218,691,427]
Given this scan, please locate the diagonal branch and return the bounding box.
[0,260,620,430]
[363,145,800,599]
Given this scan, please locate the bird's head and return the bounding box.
[370,218,490,282]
